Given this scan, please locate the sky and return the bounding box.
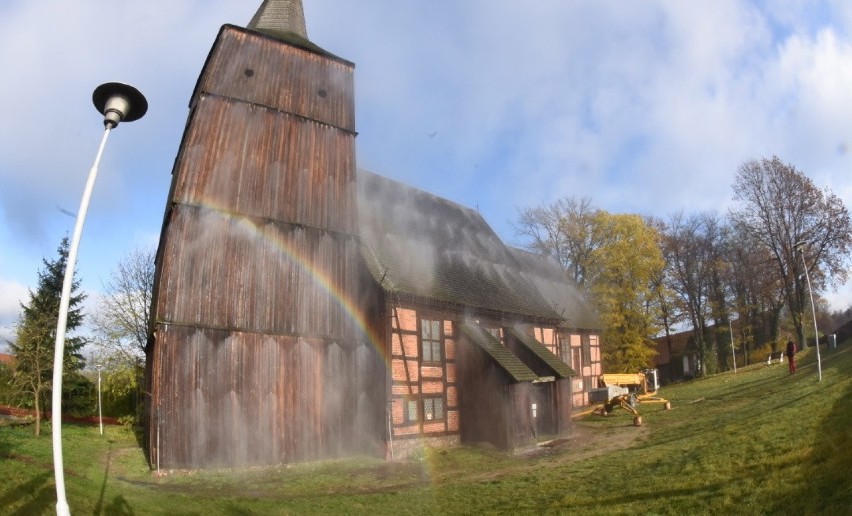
[2,0,852,347]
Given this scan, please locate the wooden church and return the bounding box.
[146,0,602,469]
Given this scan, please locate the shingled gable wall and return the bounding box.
[146,21,387,469]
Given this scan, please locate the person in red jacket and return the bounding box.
[786,340,797,374]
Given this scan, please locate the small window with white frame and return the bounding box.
[423,397,444,421]
[421,319,442,363]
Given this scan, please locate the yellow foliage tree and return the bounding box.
[587,212,665,372]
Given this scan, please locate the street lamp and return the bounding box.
[51,82,147,516]
[728,319,737,373]
[95,363,103,436]
[795,241,822,382]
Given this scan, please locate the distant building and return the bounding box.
[145,0,601,469]
[653,330,699,383]
[0,353,14,368]
[834,319,852,344]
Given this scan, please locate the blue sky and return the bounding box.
[3,0,852,346]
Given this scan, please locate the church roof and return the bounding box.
[356,170,600,329]
[459,324,539,382]
[507,247,599,329]
[506,327,576,378]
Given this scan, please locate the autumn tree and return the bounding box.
[10,237,87,435]
[646,216,686,369]
[89,247,155,420]
[515,197,597,287]
[586,212,665,372]
[730,156,852,348]
[724,222,786,361]
[658,212,723,375]
[517,200,664,371]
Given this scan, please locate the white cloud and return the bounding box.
[2,0,852,314]
[0,278,28,345]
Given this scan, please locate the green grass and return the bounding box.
[1,344,850,515]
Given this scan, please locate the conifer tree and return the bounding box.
[10,237,86,435]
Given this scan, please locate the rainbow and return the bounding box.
[189,201,389,364]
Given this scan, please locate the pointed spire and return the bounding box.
[248,0,308,40]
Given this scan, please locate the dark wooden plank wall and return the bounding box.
[147,25,386,468]
[152,326,385,468]
[197,26,355,132]
[510,382,533,447]
[171,96,356,234]
[155,205,363,339]
[456,333,515,450]
[505,331,575,437]
[556,378,572,435]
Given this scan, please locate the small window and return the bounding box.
[531,403,538,419]
[582,334,592,365]
[583,377,594,392]
[421,319,442,363]
[573,348,582,370]
[423,397,444,421]
[559,338,569,361]
[405,400,418,423]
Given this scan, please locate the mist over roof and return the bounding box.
[357,169,600,329]
[507,247,599,329]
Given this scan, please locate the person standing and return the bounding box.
[786,340,797,374]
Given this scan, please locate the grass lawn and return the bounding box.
[1,344,850,515]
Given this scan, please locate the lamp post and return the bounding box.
[95,363,103,436]
[728,319,737,373]
[51,83,147,516]
[795,241,822,382]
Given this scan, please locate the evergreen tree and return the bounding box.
[10,236,87,435]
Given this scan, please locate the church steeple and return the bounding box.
[147,0,370,471]
[248,0,308,40]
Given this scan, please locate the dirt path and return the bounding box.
[543,421,651,463]
[430,420,650,485]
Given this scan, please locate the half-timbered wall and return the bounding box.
[388,307,459,444]
[531,326,558,355]
[561,332,602,407]
[387,305,575,452]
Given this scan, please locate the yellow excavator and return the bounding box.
[592,369,670,426]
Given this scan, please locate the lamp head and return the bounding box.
[795,240,806,253]
[92,82,148,128]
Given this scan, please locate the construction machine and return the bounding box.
[589,369,670,426]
